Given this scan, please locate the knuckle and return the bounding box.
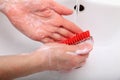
[30,32,45,41]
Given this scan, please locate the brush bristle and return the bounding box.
[61,31,90,45]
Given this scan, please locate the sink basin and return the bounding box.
[0,0,120,80]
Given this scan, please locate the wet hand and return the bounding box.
[1,0,82,43]
[31,42,93,71]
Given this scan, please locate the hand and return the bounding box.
[1,0,82,43]
[31,42,93,71]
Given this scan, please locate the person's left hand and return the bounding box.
[1,0,82,43]
[31,42,93,71]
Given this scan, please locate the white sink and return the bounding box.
[0,0,120,80]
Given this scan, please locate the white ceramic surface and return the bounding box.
[0,0,120,80]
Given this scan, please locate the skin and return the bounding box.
[0,0,83,43]
[0,0,93,79]
[0,43,92,80]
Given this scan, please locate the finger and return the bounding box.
[64,43,92,61]
[76,56,87,63]
[50,1,73,15]
[62,18,83,34]
[41,37,55,43]
[78,53,89,59]
[77,42,93,53]
[75,61,86,69]
[57,27,75,38]
[79,53,89,57]
[50,33,66,41]
[65,42,92,53]
[69,55,87,69]
[41,24,58,33]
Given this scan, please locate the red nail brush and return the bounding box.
[61,30,91,45]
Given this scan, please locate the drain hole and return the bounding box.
[74,4,85,11]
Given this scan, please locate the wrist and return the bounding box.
[29,51,49,72]
[0,53,46,80]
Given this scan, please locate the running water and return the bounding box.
[74,0,80,26]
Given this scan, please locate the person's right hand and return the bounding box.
[1,0,82,43]
[31,42,93,71]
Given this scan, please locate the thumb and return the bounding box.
[66,42,93,55]
[50,1,73,15]
[76,42,93,55]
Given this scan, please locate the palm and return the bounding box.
[4,0,82,43]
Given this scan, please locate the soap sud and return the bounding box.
[75,48,89,55]
[66,48,89,55]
